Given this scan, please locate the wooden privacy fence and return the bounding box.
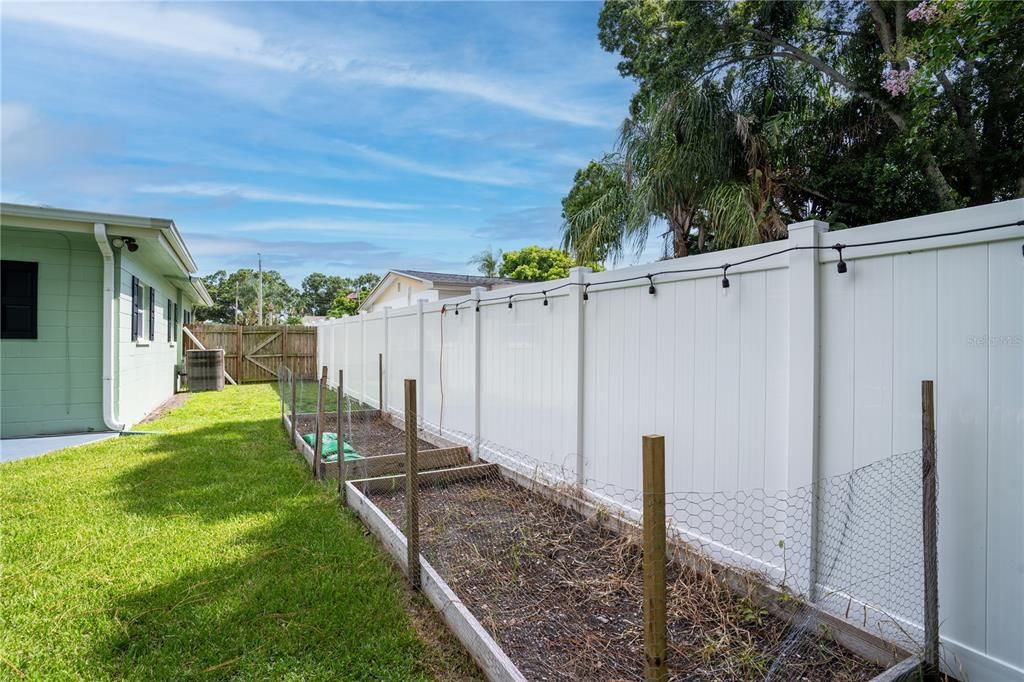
[183,323,317,383]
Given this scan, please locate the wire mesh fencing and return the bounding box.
[361,419,931,680]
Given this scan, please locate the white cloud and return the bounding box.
[337,63,611,128]
[333,141,538,187]
[2,3,616,128]
[228,217,466,240]
[1,102,35,141]
[2,2,301,70]
[135,182,420,210]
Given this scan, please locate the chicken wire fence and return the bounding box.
[361,413,933,681]
[276,366,386,471]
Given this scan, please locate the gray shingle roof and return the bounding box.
[394,270,521,288]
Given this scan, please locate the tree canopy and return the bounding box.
[299,273,347,317]
[563,0,1023,261]
[468,248,503,277]
[195,270,380,323]
[498,246,604,282]
[196,269,299,324]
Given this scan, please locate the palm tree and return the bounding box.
[562,86,795,262]
[468,248,502,277]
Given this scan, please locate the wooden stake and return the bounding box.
[921,380,939,671]
[290,369,297,445]
[405,378,420,589]
[338,369,345,499]
[313,365,327,480]
[642,434,667,681]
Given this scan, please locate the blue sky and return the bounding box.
[1,2,641,284]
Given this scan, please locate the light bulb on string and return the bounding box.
[834,244,848,274]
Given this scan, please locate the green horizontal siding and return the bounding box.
[0,228,105,437]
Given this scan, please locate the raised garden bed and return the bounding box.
[293,411,435,459]
[365,472,892,681]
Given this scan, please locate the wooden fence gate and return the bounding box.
[183,324,317,383]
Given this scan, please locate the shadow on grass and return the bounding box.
[98,418,430,680]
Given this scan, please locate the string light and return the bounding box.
[436,220,1020,312]
[543,291,549,306]
[834,244,848,274]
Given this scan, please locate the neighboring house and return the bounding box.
[358,270,519,313]
[0,203,212,438]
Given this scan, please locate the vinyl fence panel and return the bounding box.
[316,200,1024,681]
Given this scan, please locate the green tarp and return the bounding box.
[301,432,363,462]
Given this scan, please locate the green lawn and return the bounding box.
[0,385,474,681]
[277,379,374,415]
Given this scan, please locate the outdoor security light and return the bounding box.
[112,236,139,252]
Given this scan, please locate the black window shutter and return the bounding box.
[167,298,173,342]
[148,287,155,341]
[131,276,140,339]
[1,260,38,339]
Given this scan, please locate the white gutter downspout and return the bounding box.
[93,223,125,431]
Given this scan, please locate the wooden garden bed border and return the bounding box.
[345,474,526,682]
[285,406,918,681]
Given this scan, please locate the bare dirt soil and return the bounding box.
[295,413,436,458]
[372,476,883,682]
[138,393,190,424]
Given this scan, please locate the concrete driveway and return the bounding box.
[1,432,118,464]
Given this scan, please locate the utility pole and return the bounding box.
[234,281,239,324]
[257,253,264,326]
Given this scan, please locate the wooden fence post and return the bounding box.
[313,365,327,480]
[290,369,297,445]
[642,434,668,681]
[236,325,243,384]
[281,326,289,380]
[338,369,345,499]
[921,380,939,671]
[405,378,420,589]
[279,365,285,422]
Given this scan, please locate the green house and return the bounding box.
[1,203,212,438]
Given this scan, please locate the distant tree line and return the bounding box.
[196,243,607,325]
[194,269,380,324]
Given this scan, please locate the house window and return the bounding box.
[149,287,155,341]
[184,309,192,326]
[131,276,143,340]
[1,260,38,339]
[397,281,401,292]
[173,302,180,341]
[167,298,173,342]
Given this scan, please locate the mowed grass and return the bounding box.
[279,379,373,415]
[0,385,466,681]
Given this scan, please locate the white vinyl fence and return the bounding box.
[317,200,1023,681]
